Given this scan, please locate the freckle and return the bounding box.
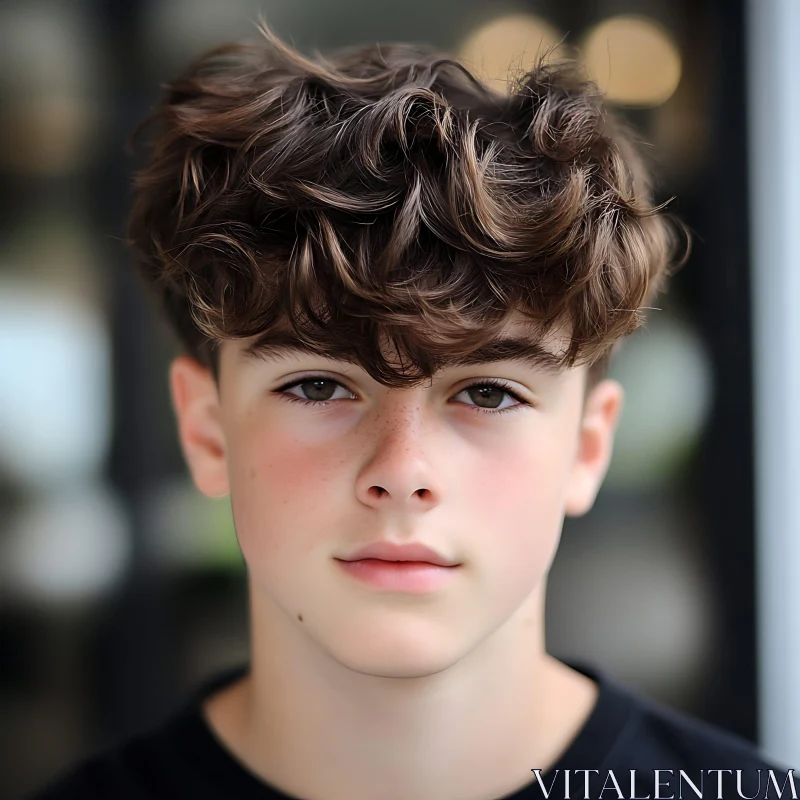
[297,614,304,622]
[250,468,255,479]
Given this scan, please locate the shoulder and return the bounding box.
[27,665,250,800]
[24,733,161,799]
[606,678,789,772]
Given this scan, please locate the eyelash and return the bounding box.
[272,376,530,416]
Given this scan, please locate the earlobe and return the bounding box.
[564,379,624,517]
[169,356,230,499]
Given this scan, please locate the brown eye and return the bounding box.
[293,379,339,401]
[275,377,356,405]
[453,381,527,414]
[465,385,507,409]
[275,375,528,416]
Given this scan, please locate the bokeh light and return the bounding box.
[0,282,112,490]
[581,14,682,107]
[1,483,131,605]
[0,3,103,174]
[605,313,712,490]
[457,13,565,92]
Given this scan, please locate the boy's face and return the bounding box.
[169,317,623,678]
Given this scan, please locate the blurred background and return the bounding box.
[0,0,797,795]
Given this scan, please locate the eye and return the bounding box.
[273,376,530,415]
[276,378,354,404]
[452,380,528,414]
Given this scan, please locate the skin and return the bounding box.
[169,315,624,800]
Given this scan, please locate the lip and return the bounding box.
[335,541,461,593]
[339,541,459,567]
[335,558,461,592]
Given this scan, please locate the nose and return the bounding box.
[354,400,442,511]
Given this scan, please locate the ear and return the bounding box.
[168,355,230,498]
[564,378,624,517]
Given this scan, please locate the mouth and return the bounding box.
[340,541,460,568]
[335,557,461,593]
[338,557,456,565]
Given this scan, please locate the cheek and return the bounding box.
[226,417,341,565]
[465,431,574,575]
[469,428,572,511]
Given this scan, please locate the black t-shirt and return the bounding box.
[28,661,791,799]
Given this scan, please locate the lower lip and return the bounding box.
[335,559,460,592]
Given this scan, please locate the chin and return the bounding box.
[338,651,460,680]
[323,622,465,679]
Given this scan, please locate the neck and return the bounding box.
[204,579,598,800]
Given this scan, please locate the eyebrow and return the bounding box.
[241,331,566,375]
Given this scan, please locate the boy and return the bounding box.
[32,20,790,800]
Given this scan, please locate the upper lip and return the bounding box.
[338,542,459,567]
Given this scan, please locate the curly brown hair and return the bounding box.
[126,20,689,394]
